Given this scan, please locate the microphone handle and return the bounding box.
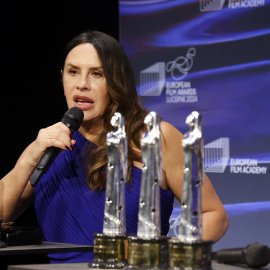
[30,147,61,187]
[217,248,244,264]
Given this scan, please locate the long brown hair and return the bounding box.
[62,30,148,190]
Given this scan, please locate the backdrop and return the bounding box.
[119,0,270,251]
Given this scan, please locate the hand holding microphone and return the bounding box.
[29,107,84,187]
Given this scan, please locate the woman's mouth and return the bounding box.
[73,95,94,110]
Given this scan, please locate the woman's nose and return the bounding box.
[76,75,90,91]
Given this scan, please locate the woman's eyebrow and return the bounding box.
[66,63,103,70]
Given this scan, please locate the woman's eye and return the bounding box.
[69,69,78,75]
[92,71,102,77]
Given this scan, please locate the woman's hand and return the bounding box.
[26,122,76,168]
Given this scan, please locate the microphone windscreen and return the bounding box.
[244,243,270,268]
[61,107,84,133]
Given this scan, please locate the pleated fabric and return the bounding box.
[34,131,174,263]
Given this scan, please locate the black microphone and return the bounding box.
[30,107,84,187]
[216,242,270,269]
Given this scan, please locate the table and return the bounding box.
[0,241,93,270]
[6,261,270,270]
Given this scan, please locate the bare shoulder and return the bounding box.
[159,120,184,166]
[160,121,184,147]
[159,121,184,195]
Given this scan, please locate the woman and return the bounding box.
[0,31,228,263]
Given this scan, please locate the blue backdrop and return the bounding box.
[119,0,270,251]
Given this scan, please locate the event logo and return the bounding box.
[199,0,265,11]
[203,137,267,174]
[140,62,166,96]
[140,48,198,103]
[200,0,226,11]
[230,158,267,174]
[166,48,196,81]
[204,137,230,173]
[228,0,265,8]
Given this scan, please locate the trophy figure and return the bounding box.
[89,112,128,269]
[169,111,212,270]
[126,111,169,270]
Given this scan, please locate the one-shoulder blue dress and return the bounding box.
[34,131,174,263]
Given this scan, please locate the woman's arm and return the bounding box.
[160,121,229,243]
[0,122,75,222]
[1,143,36,222]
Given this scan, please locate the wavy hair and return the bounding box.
[62,30,149,190]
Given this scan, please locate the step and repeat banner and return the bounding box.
[119,0,270,250]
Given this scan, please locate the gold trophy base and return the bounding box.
[88,233,127,269]
[125,236,169,270]
[169,239,213,270]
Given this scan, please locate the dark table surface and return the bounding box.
[2,243,270,270]
[0,241,93,256]
[0,241,93,270]
[6,261,270,270]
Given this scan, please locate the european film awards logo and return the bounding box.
[140,48,198,104]
[200,0,266,10]
[203,137,267,174]
[140,62,166,96]
[204,138,230,173]
[200,0,226,11]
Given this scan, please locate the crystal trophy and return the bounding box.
[169,111,212,270]
[126,111,169,270]
[89,112,128,269]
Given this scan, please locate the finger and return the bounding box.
[38,123,73,150]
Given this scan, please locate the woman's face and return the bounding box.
[62,43,110,126]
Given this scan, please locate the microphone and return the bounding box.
[30,107,84,187]
[216,242,270,269]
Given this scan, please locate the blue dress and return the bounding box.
[34,131,174,263]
